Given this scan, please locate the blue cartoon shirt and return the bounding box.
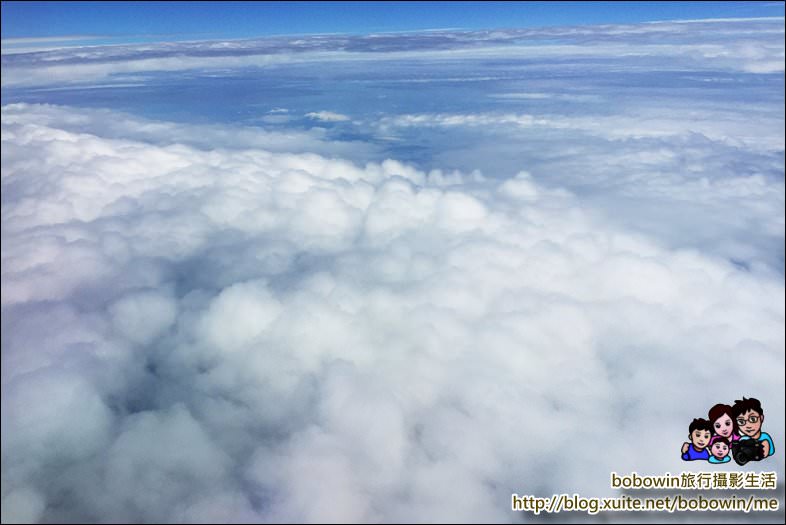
[682,444,710,461]
[740,432,775,456]
[708,455,731,464]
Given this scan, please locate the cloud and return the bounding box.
[306,110,351,122]
[109,289,179,345]
[1,18,782,87]
[2,14,784,524]
[2,104,783,523]
[378,109,785,151]
[489,92,602,102]
[0,35,110,55]
[0,103,378,160]
[373,104,784,273]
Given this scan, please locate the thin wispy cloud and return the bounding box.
[2,18,783,86]
[306,110,351,122]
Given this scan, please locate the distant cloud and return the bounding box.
[376,107,784,270]
[489,92,602,102]
[0,103,377,160]
[306,110,351,122]
[2,36,104,44]
[0,35,110,55]
[1,18,783,87]
[379,109,785,151]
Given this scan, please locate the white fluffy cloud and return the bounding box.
[109,289,178,345]
[374,107,784,273]
[2,104,783,523]
[306,111,351,122]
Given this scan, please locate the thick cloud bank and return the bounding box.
[2,103,783,523]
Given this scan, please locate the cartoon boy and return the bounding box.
[681,418,712,461]
[733,397,774,458]
[708,436,731,464]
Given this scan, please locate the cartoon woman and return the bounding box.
[708,403,740,446]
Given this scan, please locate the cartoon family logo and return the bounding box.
[681,397,775,465]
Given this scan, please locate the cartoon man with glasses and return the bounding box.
[732,397,774,459]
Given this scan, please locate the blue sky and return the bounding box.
[2,1,784,44]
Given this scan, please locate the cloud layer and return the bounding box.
[2,103,784,523]
[2,15,785,524]
[2,18,783,87]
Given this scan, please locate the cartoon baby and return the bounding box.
[708,436,731,464]
[681,418,712,461]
